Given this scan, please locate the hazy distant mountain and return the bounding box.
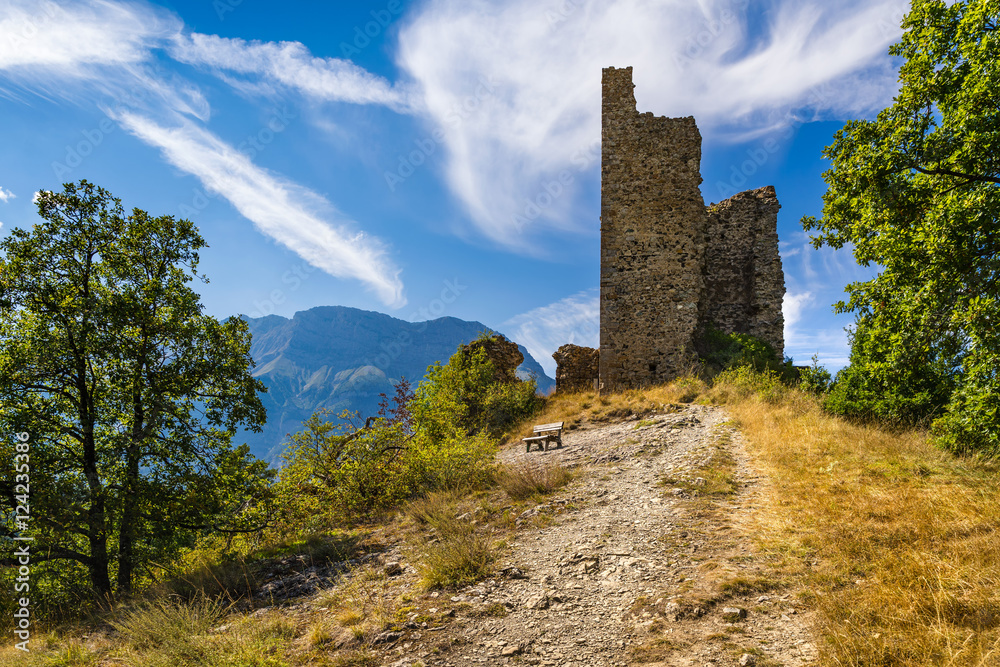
[238,306,554,463]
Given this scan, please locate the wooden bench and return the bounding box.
[523,422,564,452]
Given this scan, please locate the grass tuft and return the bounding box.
[496,461,573,500]
[110,597,225,650]
[418,528,499,590]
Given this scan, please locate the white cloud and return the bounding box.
[503,289,599,377]
[170,33,415,112]
[783,291,815,333]
[0,186,14,203]
[0,2,407,306]
[113,111,406,308]
[0,0,178,84]
[396,0,906,249]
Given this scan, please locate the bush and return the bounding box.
[712,366,787,404]
[403,427,497,492]
[698,326,793,380]
[821,321,955,426]
[278,407,414,524]
[799,354,832,395]
[932,360,1000,457]
[278,335,539,527]
[411,334,541,442]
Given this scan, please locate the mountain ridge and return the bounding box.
[238,305,555,462]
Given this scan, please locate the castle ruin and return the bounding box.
[553,66,785,392]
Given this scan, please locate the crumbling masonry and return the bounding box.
[552,344,600,393]
[599,65,785,391]
[554,66,785,392]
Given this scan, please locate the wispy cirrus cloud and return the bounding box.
[169,33,415,112]
[0,0,407,305]
[0,186,14,203]
[504,289,599,377]
[396,0,907,249]
[0,0,179,99]
[112,111,406,308]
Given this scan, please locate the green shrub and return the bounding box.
[411,333,541,442]
[799,354,833,395]
[698,326,793,380]
[278,407,414,524]
[932,358,1000,457]
[821,318,956,426]
[713,366,787,404]
[277,335,538,527]
[403,428,496,492]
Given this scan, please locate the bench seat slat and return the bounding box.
[533,422,564,432]
[524,422,564,452]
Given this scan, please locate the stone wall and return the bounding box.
[600,66,707,391]
[552,344,600,393]
[598,66,785,390]
[700,186,785,357]
[461,335,524,384]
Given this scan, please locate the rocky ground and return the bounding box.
[367,404,819,667]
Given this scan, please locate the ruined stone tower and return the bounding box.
[597,66,785,391]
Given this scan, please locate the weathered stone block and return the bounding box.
[552,344,599,393]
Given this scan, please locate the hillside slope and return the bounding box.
[239,306,554,462]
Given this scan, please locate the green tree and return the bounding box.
[0,181,272,600]
[803,0,1000,452]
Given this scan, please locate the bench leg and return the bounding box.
[526,441,531,453]
[543,439,548,452]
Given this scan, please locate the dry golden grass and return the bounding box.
[315,563,398,641]
[496,460,573,500]
[512,379,705,441]
[718,386,1000,666]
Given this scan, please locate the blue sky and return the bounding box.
[0,0,910,377]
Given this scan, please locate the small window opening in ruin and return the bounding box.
[649,363,657,374]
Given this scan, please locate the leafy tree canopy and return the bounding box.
[803,0,1000,453]
[0,181,272,602]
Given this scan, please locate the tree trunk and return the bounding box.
[82,429,112,599]
[116,443,140,595]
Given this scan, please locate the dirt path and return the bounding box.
[387,405,819,667]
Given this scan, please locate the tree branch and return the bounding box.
[912,165,1000,184]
